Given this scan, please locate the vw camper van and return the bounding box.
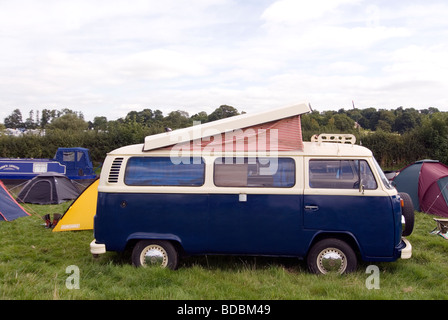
[90,103,413,274]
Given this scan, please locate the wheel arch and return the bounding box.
[307,231,362,258]
[125,232,185,255]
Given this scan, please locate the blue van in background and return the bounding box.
[90,104,413,274]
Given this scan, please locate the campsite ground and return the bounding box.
[1,202,448,300]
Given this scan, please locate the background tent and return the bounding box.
[393,160,448,217]
[53,178,99,232]
[0,181,30,221]
[16,172,80,204]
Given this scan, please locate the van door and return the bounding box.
[207,157,307,256]
[304,158,396,258]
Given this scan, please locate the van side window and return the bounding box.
[309,159,377,189]
[125,157,205,186]
[214,157,295,187]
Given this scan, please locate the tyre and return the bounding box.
[307,238,357,275]
[398,192,414,236]
[131,240,179,270]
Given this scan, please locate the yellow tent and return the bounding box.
[52,179,99,232]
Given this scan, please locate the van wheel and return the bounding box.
[399,192,414,236]
[131,240,179,270]
[307,238,357,275]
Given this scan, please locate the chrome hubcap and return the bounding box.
[317,248,347,274]
[141,245,168,267]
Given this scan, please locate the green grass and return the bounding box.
[1,203,448,300]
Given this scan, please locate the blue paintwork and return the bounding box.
[0,159,66,179]
[94,191,404,261]
[0,147,96,180]
[304,194,402,261]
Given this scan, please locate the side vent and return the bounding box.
[108,157,124,183]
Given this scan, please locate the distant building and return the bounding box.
[2,128,45,136]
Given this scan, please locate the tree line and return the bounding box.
[301,106,448,169]
[0,105,240,164]
[1,105,447,170]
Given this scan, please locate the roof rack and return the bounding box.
[311,133,356,145]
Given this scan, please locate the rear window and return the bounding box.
[125,157,205,186]
[214,157,295,188]
[309,159,377,189]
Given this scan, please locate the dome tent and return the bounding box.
[393,160,448,217]
[0,181,30,221]
[17,172,80,204]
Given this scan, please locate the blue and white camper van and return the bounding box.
[90,103,413,274]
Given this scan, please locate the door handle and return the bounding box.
[305,205,319,211]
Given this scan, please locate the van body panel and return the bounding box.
[207,194,305,255]
[94,190,403,260]
[303,194,396,258]
[95,192,310,256]
[95,192,209,253]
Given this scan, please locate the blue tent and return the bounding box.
[0,181,30,221]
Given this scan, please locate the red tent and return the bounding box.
[393,160,448,217]
[419,162,448,216]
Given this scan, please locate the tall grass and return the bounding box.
[1,203,447,300]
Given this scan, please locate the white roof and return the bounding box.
[142,103,311,151]
[109,140,372,158]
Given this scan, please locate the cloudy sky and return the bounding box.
[1,0,448,122]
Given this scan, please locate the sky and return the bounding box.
[1,0,448,122]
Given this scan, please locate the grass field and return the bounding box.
[1,202,448,300]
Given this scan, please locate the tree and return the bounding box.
[40,109,52,128]
[332,114,354,132]
[358,107,378,130]
[421,107,440,115]
[163,110,190,129]
[301,113,320,132]
[41,108,63,128]
[191,111,209,124]
[46,113,88,131]
[91,116,108,131]
[416,116,448,164]
[376,120,392,132]
[153,109,164,121]
[24,110,37,129]
[393,108,420,133]
[346,109,362,125]
[4,109,24,128]
[207,105,239,122]
[375,110,395,132]
[137,109,155,125]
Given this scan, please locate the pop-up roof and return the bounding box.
[143,103,311,153]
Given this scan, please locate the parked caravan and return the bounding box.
[90,103,413,274]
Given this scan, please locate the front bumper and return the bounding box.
[90,239,106,256]
[400,238,412,259]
